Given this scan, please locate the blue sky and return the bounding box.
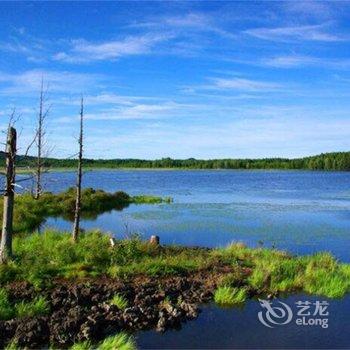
[0,1,349,159]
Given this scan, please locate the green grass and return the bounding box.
[70,333,135,350]
[0,289,49,320]
[0,289,14,320]
[0,188,172,233]
[14,296,50,318]
[213,243,350,298]
[132,195,173,204]
[98,333,135,350]
[110,294,128,310]
[214,286,247,306]
[0,233,349,300]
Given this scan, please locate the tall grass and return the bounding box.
[213,243,350,298]
[214,286,247,306]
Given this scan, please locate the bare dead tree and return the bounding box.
[72,97,84,242]
[34,78,50,199]
[0,126,17,263]
[23,78,50,199]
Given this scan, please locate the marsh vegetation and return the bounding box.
[0,188,172,233]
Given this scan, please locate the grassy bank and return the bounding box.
[1,231,349,349]
[0,188,172,233]
[0,231,349,298]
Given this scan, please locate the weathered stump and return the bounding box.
[149,235,160,246]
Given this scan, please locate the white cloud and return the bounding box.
[262,55,320,68]
[212,77,281,91]
[244,23,344,42]
[0,69,103,95]
[250,55,350,69]
[84,101,189,121]
[53,33,173,63]
[189,77,282,93]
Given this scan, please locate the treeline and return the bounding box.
[4,151,350,171]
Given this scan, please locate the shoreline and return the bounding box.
[15,167,349,174]
[0,231,349,348]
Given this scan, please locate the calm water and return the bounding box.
[20,169,350,348]
[31,169,350,262]
[137,295,350,349]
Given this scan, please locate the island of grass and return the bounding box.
[0,188,172,233]
[0,231,349,349]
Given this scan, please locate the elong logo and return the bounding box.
[258,299,329,329]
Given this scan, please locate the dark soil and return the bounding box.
[0,266,252,349]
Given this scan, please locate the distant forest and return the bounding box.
[2,151,349,171]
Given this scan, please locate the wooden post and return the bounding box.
[0,127,17,263]
[72,98,83,242]
[109,236,116,247]
[149,235,160,246]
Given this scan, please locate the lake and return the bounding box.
[31,169,350,262]
[137,294,350,349]
[20,169,350,348]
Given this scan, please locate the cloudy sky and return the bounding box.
[0,1,349,159]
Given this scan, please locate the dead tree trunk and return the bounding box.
[0,127,17,263]
[34,79,45,199]
[72,98,84,242]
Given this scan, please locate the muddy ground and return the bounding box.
[0,265,256,349]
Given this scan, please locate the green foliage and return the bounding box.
[10,151,350,171]
[110,294,128,310]
[214,286,247,306]
[14,296,50,318]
